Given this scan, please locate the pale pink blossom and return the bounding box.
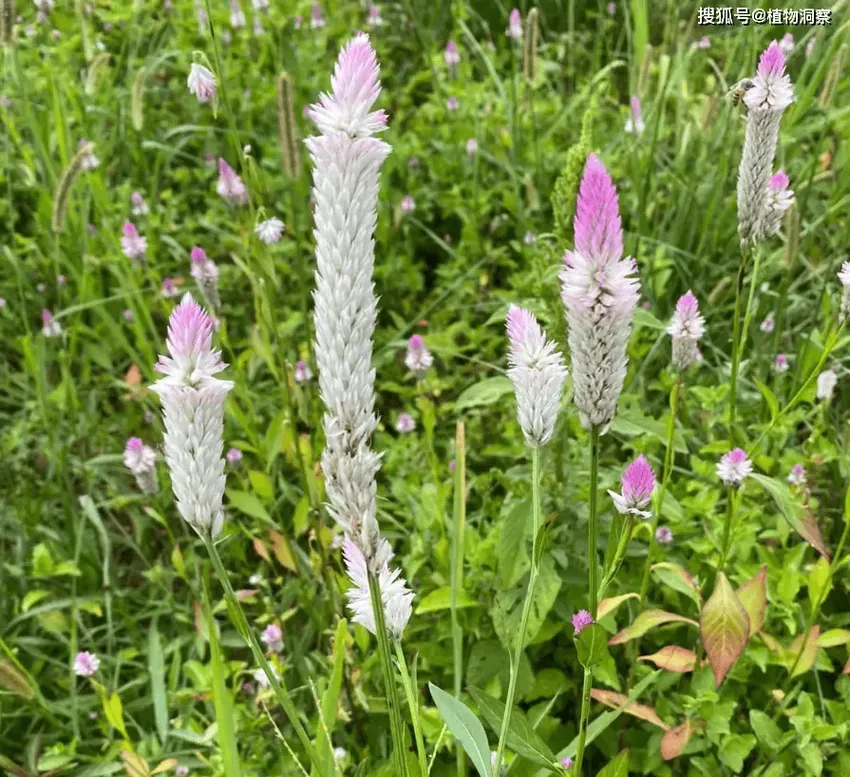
[367,5,382,27]
[124,437,158,494]
[230,0,246,28]
[395,413,415,433]
[445,40,460,70]
[41,309,62,338]
[774,353,789,373]
[466,138,478,155]
[446,95,459,111]
[226,447,243,465]
[608,455,656,517]
[779,33,794,55]
[624,95,644,135]
[401,195,415,214]
[74,651,100,677]
[310,3,324,28]
[405,334,432,376]
[216,158,248,205]
[121,221,147,260]
[697,36,710,49]
[838,261,850,322]
[506,8,522,39]
[261,623,283,652]
[816,369,837,401]
[668,290,705,370]
[760,313,775,333]
[787,464,806,486]
[187,63,217,104]
[744,41,794,112]
[255,217,285,244]
[161,278,181,298]
[655,526,673,545]
[294,360,312,383]
[130,191,149,216]
[717,448,752,486]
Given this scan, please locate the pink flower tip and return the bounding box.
[770,170,789,190]
[226,447,243,463]
[574,153,622,264]
[41,309,53,325]
[509,8,520,24]
[126,437,143,452]
[622,455,656,501]
[572,609,594,636]
[408,334,424,349]
[758,41,786,77]
[728,448,747,464]
[122,221,138,238]
[190,246,207,263]
[561,757,574,769]
[74,651,100,677]
[677,290,698,315]
[506,304,535,345]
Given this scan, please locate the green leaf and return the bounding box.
[499,495,531,588]
[102,691,129,740]
[248,471,275,503]
[428,683,492,777]
[32,543,54,576]
[595,750,629,776]
[21,590,51,613]
[416,586,478,614]
[815,628,850,648]
[608,609,698,645]
[753,376,779,422]
[455,376,514,412]
[492,556,562,651]
[750,474,829,558]
[749,710,783,751]
[148,624,169,745]
[466,686,557,770]
[226,489,273,525]
[576,624,608,669]
[315,619,347,776]
[597,593,639,620]
[807,557,831,610]
[735,566,767,637]
[718,733,756,773]
[651,563,701,605]
[700,573,750,687]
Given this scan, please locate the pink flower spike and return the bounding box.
[572,610,594,636]
[74,651,100,677]
[655,526,673,545]
[573,154,623,266]
[788,464,806,486]
[126,437,143,453]
[770,170,789,191]
[717,448,753,486]
[506,8,522,39]
[190,246,207,264]
[154,293,225,381]
[123,221,137,239]
[609,455,656,517]
[261,623,283,651]
[758,41,786,77]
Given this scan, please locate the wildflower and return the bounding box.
[226,447,242,466]
[255,217,285,244]
[252,0,269,9]
[124,437,158,495]
[763,171,794,238]
[779,33,794,55]
[445,40,460,70]
[608,455,656,518]
[396,413,415,433]
[505,305,567,448]
[294,360,312,383]
[161,278,181,298]
[79,140,100,171]
[253,665,278,689]
[697,36,710,49]
[367,5,382,26]
[56,275,66,287]
[216,158,248,205]
[506,8,522,39]
[838,261,850,322]
[624,95,645,135]
[307,35,390,566]
[175,767,189,777]
[130,191,149,216]
[121,221,147,261]
[151,294,234,539]
[788,464,806,486]
[759,313,776,334]
[401,195,416,214]
[607,2,615,15]
[405,334,432,376]
[655,526,673,545]
[466,138,478,155]
[249,573,263,585]
[41,309,62,338]
[342,537,413,639]
[668,290,705,370]
[310,3,324,28]
[816,369,837,401]
[562,757,574,769]
[294,15,302,29]
[737,42,794,245]
[37,283,47,294]
[230,0,245,28]
[35,0,57,11]
[774,353,789,373]
[449,459,456,473]
[74,651,100,677]
[123,309,134,322]
[572,610,594,636]
[717,448,752,487]
[333,748,347,762]
[190,246,220,313]
[560,154,640,430]
[524,231,536,245]
[261,623,283,652]
[446,95,459,111]
[187,63,217,104]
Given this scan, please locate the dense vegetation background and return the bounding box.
[1,1,849,776]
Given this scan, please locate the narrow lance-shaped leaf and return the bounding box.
[429,683,492,777]
[700,572,750,687]
[609,609,698,645]
[788,626,820,678]
[638,645,698,673]
[815,629,850,648]
[590,689,669,730]
[735,565,767,637]
[598,593,640,620]
[595,750,629,777]
[652,563,701,603]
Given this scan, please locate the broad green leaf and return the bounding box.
[576,624,608,669]
[416,586,478,614]
[22,590,51,613]
[751,474,829,558]
[32,543,54,576]
[718,733,756,773]
[807,557,831,610]
[248,471,274,503]
[428,683,491,777]
[608,609,698,645]
[815,628,850,648]
[499,496,531,588]
[491,556,561,651]
[590,689,668,729]
[701,573,750,687]
[456,376,513,412]
[753,377,779,422]
[651,563,701,604]
[749,710,784,751]
[597,593,639,620]
[638,646,698,673]
[103,692,129,740]
[735,565,767,637]
[595,750,629,776]
[660,720,697,760]
[466,686,557,770]
[226,489,273,525]
[148,624,169,745]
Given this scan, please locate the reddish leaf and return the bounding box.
[700,572,750,687]
[124,364,142,386]
[639,645,699,673]
[269,530,298,573]
[660,719,699,760]
[598,593,640,620]
[815,629,850,648]
[789,626,820,678]
[759,632,784,655]
[799,506,830,560]
[591,689,669,730]
[609,609,698,646]
[735,565,767,637]
[253,537,271,563]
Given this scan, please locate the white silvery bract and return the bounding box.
[838,261,850,323]
[187,63,216,104]
[736,42,794,245]
[124,438,159,495]
[667,290,705,370]
[505,305,567,447]
[307,34,390,568]
[343,537,413,639]
[151,294,234,539]
[255,217,285,244]
[816,369,837,401]
[561,154,640,431]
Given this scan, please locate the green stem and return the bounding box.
[493,446,541,775]
[204,538,323,773]
[715,487,739,578]
[450,422,467,777]
[728,251,748,441]
[368,571,409,777]
[573,667,593,775]
[638,378,680,608]
[394,640,428,777]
